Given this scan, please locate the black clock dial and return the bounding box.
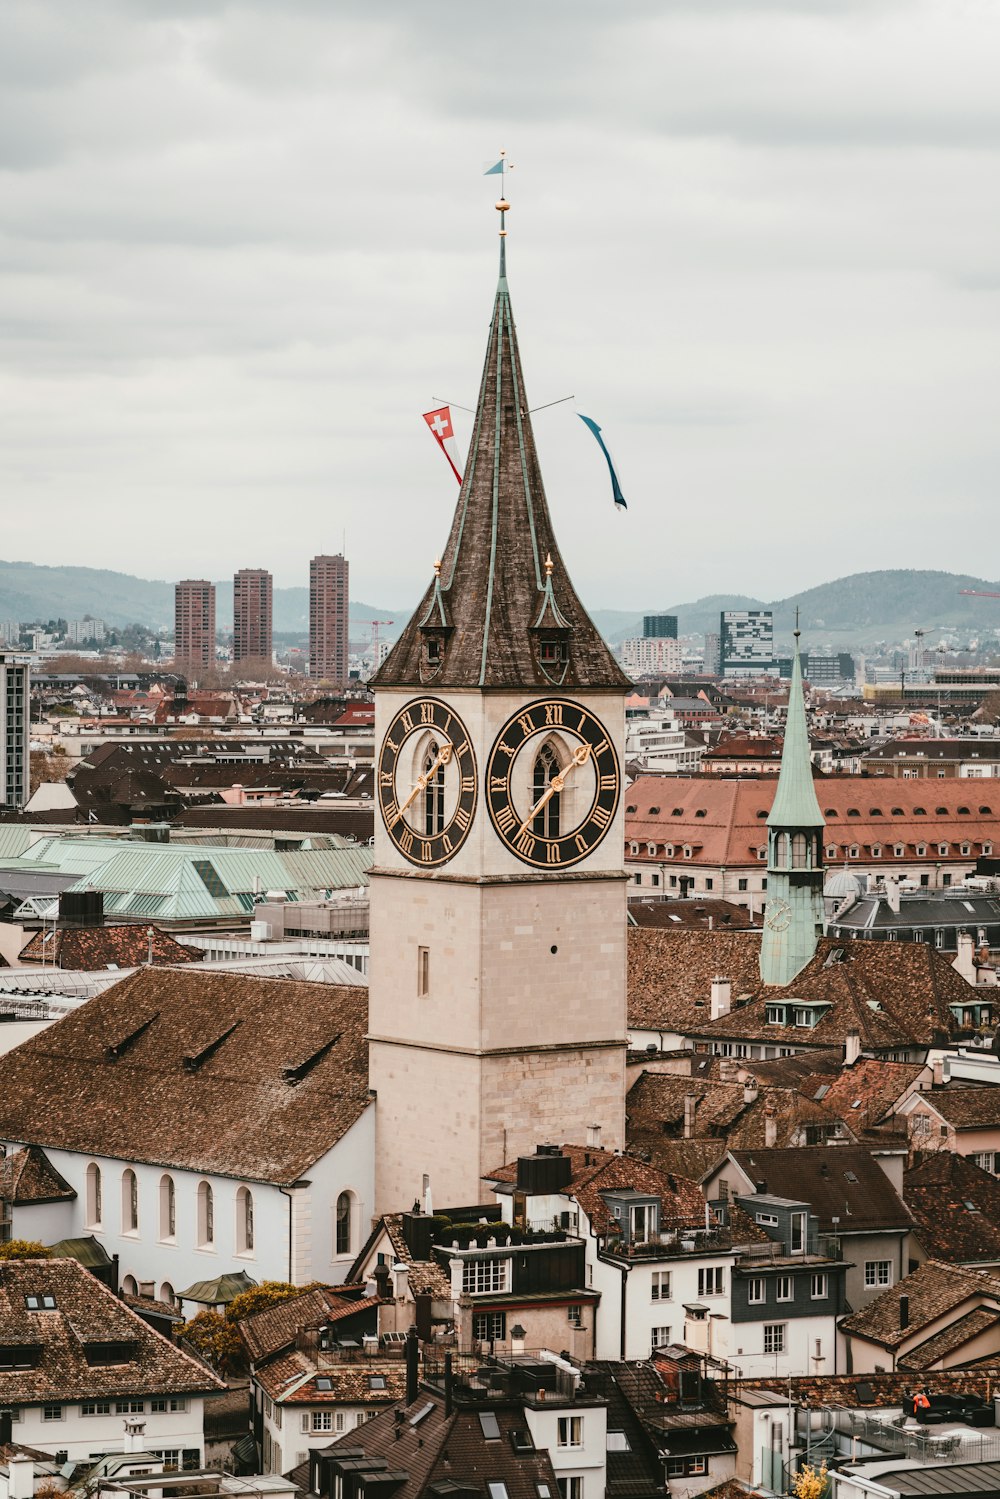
[378,698,477,867]
[486,698,620,868]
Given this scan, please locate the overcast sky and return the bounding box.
[2,0,998,612]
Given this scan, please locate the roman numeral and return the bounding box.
[490,776,508,792]
[400,711,414,734]
[454,807,471,832]
[496,741,515,759]
[517,713,535,737]
[600,775,616,792]
[544,703,563,726]
[574,833,588,854]
[461,776,475,794]
[592,806,612,830]
[495,805,517,834]
[455,740,470,759]
[420,702,435,723]
[379,771,394,786]
[399,829,414,855]
[514,830,536,859]
[592,738,609,757]
[420,841,432,862]
[546,843,561,864]
[385,739,399,755]
[384,801,399,825]
[441,834,453,856]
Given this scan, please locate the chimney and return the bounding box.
[932,1057,945,1088]
[586,1123,602,1150]
[8,1458,34,1499]
[393,1262,411,1301]
[405,1326,419,1405]
[422,1173,433,1217]
[124,1417,146,1454]
[844,1030,861,1068]
[885,878,900,915]
[710,976,732,1020]
[373,1263,392,1300]
[954,931,976,983]
[899,1294,909,1331]
[743,1079,759,1106]
[764,1105,778,1149]
[683,1092,698,1139]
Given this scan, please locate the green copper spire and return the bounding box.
[768,629,824,831]
[759,627,826,986]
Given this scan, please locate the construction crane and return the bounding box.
[960,589,1000,599]
[369,620,394,669]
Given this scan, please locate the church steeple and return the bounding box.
[759,628,826,986]
[375,207,628,693]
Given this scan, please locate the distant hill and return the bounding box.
[0,559,995,649]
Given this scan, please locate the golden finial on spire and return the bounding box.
[434,558,442,577]
[544,553,554,577]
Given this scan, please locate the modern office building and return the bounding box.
[0,653,29,810]
[720,609,776,676]
[643,613,678,639]
[621,635,683,677]
[174,580,216,675]
[233,568,273,665]
[309,553,350,682]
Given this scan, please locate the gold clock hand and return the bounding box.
[515,743,591,838]
[390,741,452,828]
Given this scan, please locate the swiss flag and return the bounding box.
[422,406,463,484]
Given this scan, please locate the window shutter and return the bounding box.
[301,1413,310,1433]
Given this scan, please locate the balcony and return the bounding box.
[603,1228,733,1261]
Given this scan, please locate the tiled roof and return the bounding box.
[840,1259,1000,1349]
[381,1217,453,1299]
[0,1146,76,1204]
[627,899,759,932]
[625,1073,747,1137]
[625,773,1000,868]
[239,1287,377,1363]
[897,1306,1000,1371]
[724,1089,854,1150]
[255,1354,407,1406]
[739,1368,1000,1407]
[310,1390,562,1499]
[485,1146,709,1236]
[728,1145,912,1232]
[805,1058,926,1130]
[904,1152,1000,1264]
[0,967,371,1183]
[627,928,763,1031]
[0,1257,223,1403]
[18,923,198,970]
[917,1087,1000,1128]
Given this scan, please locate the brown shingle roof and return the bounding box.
[728,1145,912,1232]
[0,1146,76,1204]
[18,923,197,970]
[239,1287,373,1364]
[0,1257,223,1404]
[905,1152,1000,1265]
[0,967,371,1184]
[805,1058,926,1131]
[627,928,763,1031]
[840,1259,1000,1350]
[897,1306,1000,1371]
[485,1145,709,1236]
[255,1354,408,1406]
[919,1087,1000,1129]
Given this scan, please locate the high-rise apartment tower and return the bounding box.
[309,554,349,682]
[174,580,216,675]
[0,654,29,809]
[233,569,273,665]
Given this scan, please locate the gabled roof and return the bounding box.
[374,249,627,692]
[0,1257,223,1403]
[905,1152,1000,1265]
[0,967,371,1184]
[727,1145,912,1232]
[804,1058,926,1131]
[239,1286,377,1364]
[18,923,197,970]
[840,1259,1000,1350]
[907,1086,1000,1129]
[627,928,763,1031]
[484,1145,708,1236]
[0,1146,76,1205]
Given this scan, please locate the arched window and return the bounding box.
[86,1163,102,1228]
[160,1282,175,1308]
[532,742,561,838]
[423,742,445,836]
[236,1187,254,1254]
[159,1175,176,1241]
[122,1169,139,1234]
[122,1275,138,1297]
[197,1181,214,1248]
[336,1191,354,1257]
[791,832,808,866]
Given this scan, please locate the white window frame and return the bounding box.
[463,1258,509,1295]
[775,1275,793,1303]
[864,1260,892,1288]
[557,1416,583,1449]
[811,1274,828,1299]
[763,1324,785,1355]
[747,1277,765,1305]
[698,1266,724,1297]
[651,1271,672,1302]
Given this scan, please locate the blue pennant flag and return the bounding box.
[577,414,627,510]
[483,159,505,176]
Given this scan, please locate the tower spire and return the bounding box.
[759,626,826,986]
[375,199,627,693]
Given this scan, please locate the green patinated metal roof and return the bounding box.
[49,1234,113,1268]
[176,1269,258,1305]
[767,634,824,830]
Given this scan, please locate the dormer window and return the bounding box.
[539,638,567,667]
[425,636,442,666]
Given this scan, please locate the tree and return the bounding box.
[0,1239,51,1260]
[179,1309,243,1374]
[225,1280,303,1324]
[794,1461,828,1499]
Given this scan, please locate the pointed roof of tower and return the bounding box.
[375,234,628,692]
[767,629,824,829]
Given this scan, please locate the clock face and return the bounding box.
[765,896,792,932]
[378,698,477,867]
[486,698,620,869]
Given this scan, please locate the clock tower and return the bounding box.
[759,628,826,986]
[369,202,630,1211]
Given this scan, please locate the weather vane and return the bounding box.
[484,149,513,238]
